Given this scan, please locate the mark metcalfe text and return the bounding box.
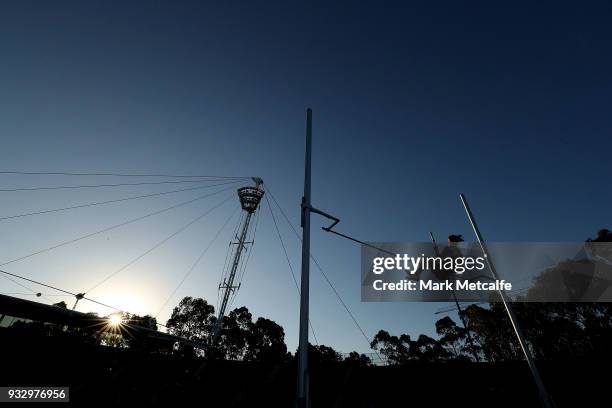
[370,254,512,292]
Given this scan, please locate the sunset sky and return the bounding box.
[1,1,611,353]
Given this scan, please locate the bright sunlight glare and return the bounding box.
[108,313,123,327]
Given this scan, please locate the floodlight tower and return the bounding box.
[210,177,264,344]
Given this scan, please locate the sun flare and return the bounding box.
[108,313,123,327]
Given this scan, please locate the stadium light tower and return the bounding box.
[210,177,264,344]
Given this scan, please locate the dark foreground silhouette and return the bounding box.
[2,229,611,406]
[1,323,610,407]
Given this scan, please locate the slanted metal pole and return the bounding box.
[459,193,554,408]
[296,108,312,408]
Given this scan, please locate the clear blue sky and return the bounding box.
[0,1,610,353]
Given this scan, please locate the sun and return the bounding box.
[108,313,123,327]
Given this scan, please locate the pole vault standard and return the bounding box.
[459,193,554,408]
[296,109,312,408]
[295,109,341,407]
[210,178,264,344]
[294,110,386,404]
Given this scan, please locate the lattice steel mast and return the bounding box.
[211,177,264,343]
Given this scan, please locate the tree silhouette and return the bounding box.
[123,314,162,352]
[343,351,372,367]
[245,317,288,363]
[370,330,413,364]
[308,344,342,366]
[166,296,216,355]
[435,316,472,360]
[218,306,252,360]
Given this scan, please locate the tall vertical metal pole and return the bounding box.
[296,108,312,408]
[459,193,554,408]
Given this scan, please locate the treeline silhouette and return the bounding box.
[17,294,612,365]
[6,228,612,365]
[2,229,611,406]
